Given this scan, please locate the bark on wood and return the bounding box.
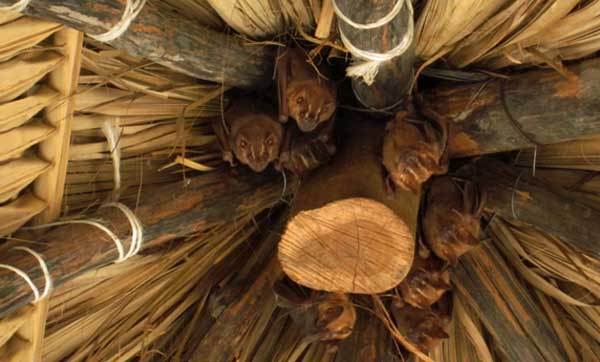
[452,241,566,362]
[335,0,415,110]
[5,0,274,88]
[471,158,600,257]
[279,117,420,294]
[424,58,600,157]
[0,169,297,319]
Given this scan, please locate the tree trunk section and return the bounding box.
[335,0,415,110]
[471,158,600,257]
[6,0,274,88]
[453,241,566,362]
[424,58,600,157]
[0,169,297,318]
[279,117,419,294]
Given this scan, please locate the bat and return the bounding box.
[273,281,356,351]
[276,117,336,175]
[212,99,283,173]
[277,47,337,133]
[398,243,451,309]
[423,176,486,265]
[382,108,449,193]
[392,302,451,354]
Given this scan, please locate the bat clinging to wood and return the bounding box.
[398,245,451,310]
[212,99,283,173]
[273,281,356,351]
[423,176,486,265]
[277,47,337,133]
[276,120,336,175]
[382,110,449,193]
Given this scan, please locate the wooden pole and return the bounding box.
[424,58,600,157]
[334,0,415,110]
[470,159,600,257]
[7,0,274,88]
[453,241,566,362]
[278,117,419,294]
[0,169,296,319]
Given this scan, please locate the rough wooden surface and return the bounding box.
[0,169,297,318]
[425,58,600,157]
[279,117,419,294]
[4,0,274,88]
[335,0,414,110]
[453,241,566,362]
[472,159,600,257]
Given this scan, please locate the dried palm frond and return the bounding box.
[415,0,509,60]
[44,206,282,362]
[490,217,600,361]
[206,0,286,39]
[162,0,224,29]
[65,38,227,212]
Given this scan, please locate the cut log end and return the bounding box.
[278,197,415,294]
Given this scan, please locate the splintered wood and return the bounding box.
[280,198,414,294]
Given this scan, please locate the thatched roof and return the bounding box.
[0,1,599,361]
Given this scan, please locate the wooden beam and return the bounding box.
[279,117,419,294]
[335,0,415,110]
[8,0,274,88]
[470,158,600,257]
[452,241,566,362]
[13,298,49,362]
[0,169,297,318]
[423,58,600,157]
[33,28,83,223]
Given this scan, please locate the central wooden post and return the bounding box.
[278,117,419,294]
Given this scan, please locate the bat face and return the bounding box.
[382,112,448,193]
[230,114,283,172]
[314,293,356,342]
[287,81,336,132]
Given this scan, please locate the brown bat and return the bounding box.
[273,281,356,351]
[392,303,450,354]
[423,176,486,265]
[212,99,283,173]
[277,47,337,133]
[398,243,451,309]
[276,119,336,175]
[382,110,448,193]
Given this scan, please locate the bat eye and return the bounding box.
[239,140,247,148]
[266,138,274,146]
[296,96,304,104]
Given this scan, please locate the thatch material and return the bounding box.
[64,38,225,213]
[1,1,600,362]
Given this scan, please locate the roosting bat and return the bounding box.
[423,176,486,265]
[382,109,449,193]
[398,243,451,309]
[276,119,336,175]
[277,47,337,133]
[273,281,356,352]
[392,298,451,354]
[212,99,283,173]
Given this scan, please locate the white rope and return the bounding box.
[0,0,31,13]
[90,0,146,43]
[0,247,53,302]
[335,0,414,85]
[0,263,40,301]
[22,203,143,263]
[102,118,122,200]
[331,0,404,30]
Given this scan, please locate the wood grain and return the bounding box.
[4,0,274,88]
[425,58,600,157]
[0,169,297,319]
